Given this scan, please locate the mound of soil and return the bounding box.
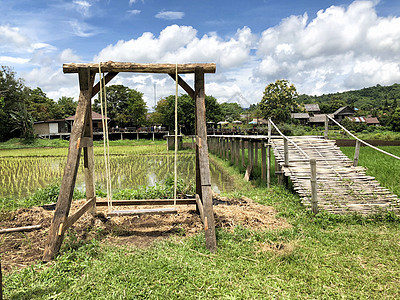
[0,195,289,273]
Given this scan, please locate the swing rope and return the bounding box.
[173,63,178,208]
[98,63,113,211]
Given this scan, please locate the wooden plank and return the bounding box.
[168,74,195,99]
[64,197,96,230]
[108,208,178,217]
[91,72,118,97]
[64,62,216,74]
[195,67,216,252]
[96,199,197,206]
[196,194,205,222]
[43,68,95,262]
[261,142,266,182]
[0,225,41,234]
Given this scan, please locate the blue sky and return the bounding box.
[2,0,400,107]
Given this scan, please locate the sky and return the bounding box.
[2,0,400,108]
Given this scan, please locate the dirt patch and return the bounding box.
[0,196,289,273]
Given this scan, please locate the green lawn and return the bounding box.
[2,142,400,299]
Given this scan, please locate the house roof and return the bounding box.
[348,116,366,123]
[304,104,320,112]
[65,111,109,121]
[309,114,334,123]
[291,113,310,119]
[333,106,355,116]
[365,117,380,124]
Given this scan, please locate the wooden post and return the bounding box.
[324,115,329,139]
[310,158,318,214]
[248,140,253,167]
[83,100,96,215]
[231,138,234,164]
[353,140,361,167]
[254,141,258,167]
[267,143,271,188]
[195,68,216,252]
[235,139,239,167]
[284,139,289,167]
[275,158,284,185]
[43,68,95,261]
[261,141,266,182]
[241,139,245,168]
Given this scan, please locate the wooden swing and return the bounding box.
[42,62,217,261]
[98,63,179,217]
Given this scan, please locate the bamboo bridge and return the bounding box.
[207,117,399,215]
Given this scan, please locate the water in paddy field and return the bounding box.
[0,153,235,199]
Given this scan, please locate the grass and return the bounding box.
[2,141,400,299]
[341,146,400,197]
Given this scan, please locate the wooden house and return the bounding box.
[304,104,320,116]
[333,106,355,122]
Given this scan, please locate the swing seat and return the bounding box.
[107,207,178,217]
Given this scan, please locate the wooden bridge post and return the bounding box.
[261,141,266,182]
[195,67,216,252]
[353,140,361,167]
[43,68,95,261]
[231,138,235,164]
[235,139,239,167]
[241,139,245,168]
[324,115,329,139]
[249,140,253,166]
[275,158,284,185]
[254,141,258,167]
[310,158,319,214]
[284,139,289,167]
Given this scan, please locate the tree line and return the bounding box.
[0,66,245,141]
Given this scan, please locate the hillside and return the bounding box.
[297,83,400,114]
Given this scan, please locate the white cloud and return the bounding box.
[69,20,96,37]
[0,25,30,52]
[73,0,92,17]
[155,11,185,20]
[0,56,30,64]
[128,9,141,15]
[255,0,400,95]
[129,0,143,5]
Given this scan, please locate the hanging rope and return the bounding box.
[98,63,113,211]
[173,63,178,207]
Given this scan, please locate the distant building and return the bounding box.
[308,114,334,126]
[333,106,355,122]
[291,113,310,125]
[304,104,320,116]
[348,116,380,126]
[33,112,109,138]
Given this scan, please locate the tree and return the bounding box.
[0,66,27,141]
[57,96,77,118]
[390,108,400,132]
[93,85,147,127]
[10,103,34,141]
[26,87,58,121]
[153,94,222,134]
[220,102,243,121]
[259,79,298,123]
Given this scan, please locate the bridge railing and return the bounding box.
[325,115,400,165]
[268,119,318,213]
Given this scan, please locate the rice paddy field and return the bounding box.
[0,144,235,200]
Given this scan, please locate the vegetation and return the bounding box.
[297,83,400,129]
[151,94,223,134]
[2,145,400,298]
[93,85,147,128]
[260,79,298,123]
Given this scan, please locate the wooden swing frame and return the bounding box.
[42,62,217,261]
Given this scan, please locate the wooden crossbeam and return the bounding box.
[64,62,216,74]
[168,74,195,99]
[64,197,96,230]
[96,199,196,206]
[108,207,177,217]
[92,72,118,97]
